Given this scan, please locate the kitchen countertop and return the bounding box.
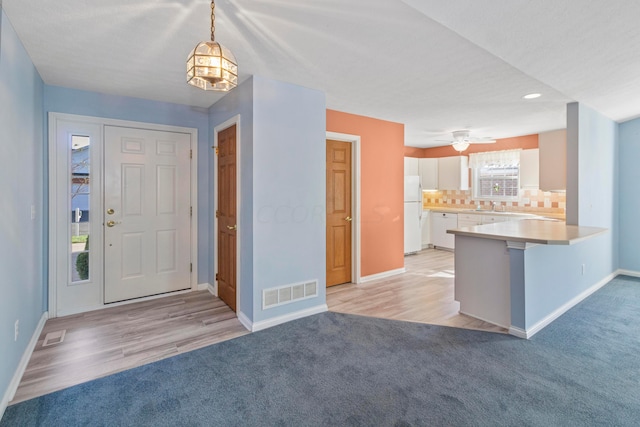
[424,207,565,221]
[447,218,606,245]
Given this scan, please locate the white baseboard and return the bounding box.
[209,282,218,296]
[508,326,527,339]
[240,304,328,332]
[510,271,617,339]
[197,282,210,291]
[360,268,406,283]
[616,269,640,278]
[459,310,509,330]
[237,311,252,332]
[1,311,48,419]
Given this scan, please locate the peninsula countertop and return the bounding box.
[447,218,607,245]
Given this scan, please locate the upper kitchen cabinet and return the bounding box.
[438,156,469,190]
[520,148,539,189]
[404,157,419,176]
[419,158,438,190]
[539,129,567,191]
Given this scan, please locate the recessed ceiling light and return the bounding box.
[523,93,541,99]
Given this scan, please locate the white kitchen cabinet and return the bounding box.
[437,156,469,190]
[539,129,567,192]
[431,212,457,250]
[419,158,438,190]
[519,148,539,189]
[421,210,431,249]
[481,214,510,224]
[404,157,419,176]
[458,213,482,228]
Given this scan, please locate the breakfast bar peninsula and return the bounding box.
[448,219,607,338]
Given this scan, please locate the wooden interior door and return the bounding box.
[217,125,237,311]
[104,126,191,303]
[326,139,352,287]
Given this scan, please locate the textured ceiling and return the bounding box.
[3,0,639,147]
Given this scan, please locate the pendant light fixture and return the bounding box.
[186,0,238,91]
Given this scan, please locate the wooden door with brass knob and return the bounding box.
[217,124,237,311]
[326,139,352,287]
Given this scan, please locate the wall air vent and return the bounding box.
[263,279,318,309]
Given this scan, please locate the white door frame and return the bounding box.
[326,131,362,284]
[212,115,242,315]
[48,112,199,318]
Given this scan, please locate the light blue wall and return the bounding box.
[619,117,640,271]
[208,76,327,324]
[0,8,45,407]
[567,102,619,233]
[518,233,613,330]
[567,102,619,269]
[514,102,619,330]
[208,77,255,318]
[251,76,326,323]
[43,86,211,284]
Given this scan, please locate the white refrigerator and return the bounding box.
[404,176,422,254]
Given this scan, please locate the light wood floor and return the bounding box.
[13,248,503,405]
[327,248,507,333]
[11,291,249,404]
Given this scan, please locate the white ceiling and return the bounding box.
[4,0,639,147]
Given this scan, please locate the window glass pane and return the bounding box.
[71,135,90,283]
[475,166,519,199]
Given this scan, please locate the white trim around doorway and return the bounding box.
[326,131,362,284]
[48,113,199,318]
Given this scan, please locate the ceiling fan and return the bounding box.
[438,130,496,152]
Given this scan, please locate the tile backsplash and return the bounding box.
[423,189,565,216]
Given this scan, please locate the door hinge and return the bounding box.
[190,206,193,216]
[212,146,219,155]
[215,273,219,281]
[190,149,193,159]
[190,263,193,272]
[215,210,220,218]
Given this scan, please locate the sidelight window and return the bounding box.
[70,135,90,282]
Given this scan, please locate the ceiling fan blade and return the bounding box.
[469,139,496,144]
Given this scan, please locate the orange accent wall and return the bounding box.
[327,109,404,277]
[404,146,424,157]
[410,134,539,158]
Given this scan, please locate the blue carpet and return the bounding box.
[2,275,640,426]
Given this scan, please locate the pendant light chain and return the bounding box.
[210,1,216,42]
[186,0,237,91]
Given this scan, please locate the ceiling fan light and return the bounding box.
[452,141,470,152]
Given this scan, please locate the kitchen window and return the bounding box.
[470,149,521,201]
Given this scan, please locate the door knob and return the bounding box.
[106,208,115,215]
[345,216,352,222]
[226,224,237,230]
[106,220,120,227]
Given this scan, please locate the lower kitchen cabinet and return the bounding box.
[458,213,482,228]
[421,210,431,249]
[431,212,457,250]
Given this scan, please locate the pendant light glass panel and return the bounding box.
[186,41,238,91]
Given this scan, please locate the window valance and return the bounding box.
[469,149,521,169]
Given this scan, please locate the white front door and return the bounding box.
[103,126,192,303]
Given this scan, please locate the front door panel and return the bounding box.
[104,126,191,303]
